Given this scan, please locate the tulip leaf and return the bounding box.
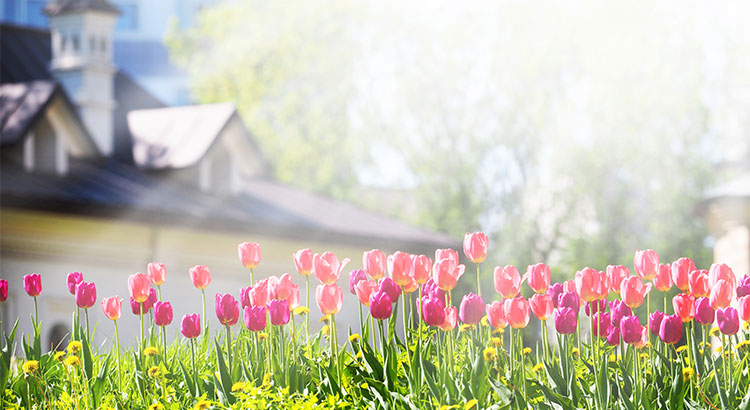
[178,358,196,397]
[81,333,94,380]
[598,355,610,410]
[668,363,685,410]
[213,340,235,404]
[739,387,750,410]
[712,358,728,409]
[532,381,574,410]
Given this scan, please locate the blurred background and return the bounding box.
[1,0,749,349]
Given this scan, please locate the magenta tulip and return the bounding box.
[154,301,173,326]
[67,272,83,295]
[23,273,42,297]
[268,299,290,326]
[75,281,97,309]
[648,311,664,337]
[716,307,739,335]
[459,292,484,325]
[609,300,632,328]
[659,314,683,344]
[593,311,611,338]
[181,314,201,338]
[422,296,446,326]
[558,291,580,313]
[554,307,577,334]
[370,291,393,320]
[243,305,267,332]
[349,269,368,295]
[694,297,715,325]
[215,293,239,326]
[378,277,401,303]
[0,279,7,302]
[606,326,621,346]
[621,315,643,344]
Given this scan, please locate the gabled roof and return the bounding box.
[704,171,750,201]
[0,80,58,144]
[44,0,120,16]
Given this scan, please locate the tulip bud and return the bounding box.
[606,325,621,346]
[348,270,367,295]
[354,279,378,306]
[238,242,261,270]
[671,257,695,292]
[621,315,643,344]
[75,281,97,309]
[633,249,659,280]
[362,249,387,280]
[215,293,239,326]
[485,301,507,329]
[609,300,632,328]
[314,252,350,285]
[659,314,682,344]
[694,297,714,325]
[128,273,150,303]
[315,283,343,315]
[293,248,314,276]
[717,307,739,335]
[529,293,554,321]
[554,307,577,335]
[268,299,290,326]
[688,269,709,298]
[459,292,484,325]
[503,296,530,329]
[422,296,447,326]
[67,272,83,295]
[243,305,266,332]
[23,273,42,297]
[154,301,173,326]
[181,314,201,339]
[653,263,672,292]
[101,297,122,321]
[494,265,521,299]
[673,293,695,322]
[607,265,630,294]
[147,262,166,286]
[648,311,664,337]
[189,265,211,290]
[369,291,393,320]
[463,232,489,264]
[526,263,551,294]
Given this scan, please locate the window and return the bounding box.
[115,2,138,31]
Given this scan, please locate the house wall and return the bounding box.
[705,198,750,279]
[0,208,413,352]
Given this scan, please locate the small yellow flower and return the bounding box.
[67,341,82,354]
[459,324,475,333]
[465,399,478,410]
[148,404,164,410]
[231,381,245,392]
[321,325,330,336]
[54,351,65,362]
[709,326,720,337]
[639,353,648,360]
[148,366,160,378]
[22,360,39,374]
[744,322,750,331]
[480,316,489,327]
[294,306,310,316]
[355,351,363,360]
[320,315,330,324]
[715,345,723,353]
[737,340,750,350]
[65,356,80,367]
[522,347,532,356]
[360,382,369,389]
[572,347,580,357]
[194,400,211,410]
[257,332,268,340]
[682,367,694,382]
[262,372,272,387]
[492,327,505,335]
[532,363,545,373]
[348,334,360,342]
[492,337,503,347]
[483,347,497,362]
[144,347,158,357]
[645,342,652,349]
[609,354,617,363]
[676,345,687,353]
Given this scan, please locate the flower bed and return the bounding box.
[3,236,750,409]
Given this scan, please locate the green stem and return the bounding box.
[519,328,526,401]
[201,289,207,336]
[541,320,549,363]
[226,325,232,369]
[114,320,122,391]
[476,263,482,298]
[250,267,254,285]
[85,308,90,340]
[589,306,599,409]
[306,275,310,346]
[402,285,409,353]
[161,325,167,360]
[332,315,340,386]
[157,285,162,301]
[190,339,198,395]
[34,296,38,324]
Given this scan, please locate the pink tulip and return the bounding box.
[432,257,465,291]
[154,301,173,326]
[494,265,521,299]
[486,301,507,328]
[422,296,447,327]
[610,300,632,328]
[459,292,484,325]
[526,263,551,294]
[316,283,343,315]
[128,272,151,303]
[439,306,458,331]
[287,283,300,308]
[620,276,652,309]
[709,279,733,309]
[269,273,296,301]
[403,278,418,294]
[558,291,580,313]
[709,263,736,289]
[717,307,739,335]
[378,277,401,303]
[659,314,682,344]
[268,299,290,326]
[249,279,270,307]
[411,255,432,284]
[67,272,83,295]
[238,242,261,270]
[554,307,577,335]
[349,270,367,295]
[529,293,554,321]
[293,248,314,276]
[75,281,97,309]
[362,249,387,280]
[388,251,413,287]
[435,248,460,265]
[504,296,530,329]
[606,326,621,346]
[621,315,643,344]
[240,286,252,309]
[673,293,695,322]
[548,283,563,307]
[689,269,710,298]
[189,265,211,290]
[593,312,612,338]
[607,265,630,294]
[671,257,695,292]
[101,297,122,321]
[23,273,42,297]
[243,305,267,332]
[0,279,8,302]
[695,297,714,325]
[313,252,350,285]
[369,291,393,320]
[634,249,659,280]
[575,267,609,302]
[463,232,488,264]
[147,263,166,286]
[215,293,240,326]
[181,314,201,339]
[653,263,672,292]
[584,299,606,317]
[737,295,750,322]
[354,279,378,306]
[649,311,664,337]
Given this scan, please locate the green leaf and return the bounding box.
[533,380,575,410]
[712,358,728,409]
[178,357,196,397]
[213,340,235,405]
[598,355,610,410]
[81,333,94,381]
[668,363,685,410]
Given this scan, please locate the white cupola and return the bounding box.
[44,0,120,156]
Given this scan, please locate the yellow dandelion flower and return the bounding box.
[737,340,750,350]
[522,347,532,356]
[262,372,273,387]
[438,406,452,410]
[148,404,164,410]
[532,363,545,373]
[320,315,330,324]
[348,334,360,342]
[231,382,245,392]
[709,326,720,337]
[465,399,478,410]
[148,366,160,378]
[682,367,694,382]
[65,356,80,367]
[676,345,687,353]
[483,347,497,362]
[54,351,65,361]
[356,351,363,360]
[645,342,652,349]
[609,354,617,363]
[360,382,369,389]
[492,327,505,335]
[639,353,648,360]
[459,324,475,333]
[492,337,503,347]
[715,346,723,353]
[22,360,39,374]
[194,400,211,410]
[144,347,158,357]
[67,341,82,354]
[744,322,750,331]
[294,306,309,316]
[572,347,580,357]
[481,316,489,327]
[257,332,268,340]
[321,325,330,336]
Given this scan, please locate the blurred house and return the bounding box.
[0,0,457,350]
[702,171,750,277]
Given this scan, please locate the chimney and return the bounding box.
[44,0,120,156]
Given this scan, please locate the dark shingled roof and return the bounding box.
[44,0,120,16]
[0,80,57,144]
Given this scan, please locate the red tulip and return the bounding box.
[75,281,97,309]
[154,301,173,326]
[620,276,652,309]
[362,249,387,280]
[238,242,261,270]
[634,249,659,280]
[411,254,432,284]
[354,279,378,306]
[293,248,314,276]
[673,293,695,322]
[529,293,554,321]
[147,263,166,286]
[23,273,42,297]
[504,296,530,329]
[689,269,709,298]
[494,265,521,299]
[463,232,488,264]
[607,265,630,294]
[653,263,672,292]
[313,252,350,285]
[316,283,343,315]
[101,297,122,321]
[575,267,608,302]
[671,257,695,292]
[388,251,413,287]
[709,279,733,309]
[486,301,507,328]
[215,293,239,326]
[189,265,211,290]
[128,272,150,303]
[67,272,83,295]
[181,314,201,338]
[243,305,267,332]
[526,263,551,294]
